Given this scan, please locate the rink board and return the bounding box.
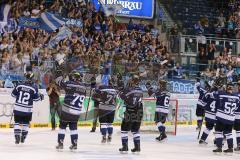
[0,88,199,128]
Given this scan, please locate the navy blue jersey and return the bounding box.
[119,86,143,107]
[56,77,87,116]
[203,91,217,123]
[196,82,207,108]
[149,88,170,114]
[235,93,240,123]
[11,82,40,115]
[93,85,118,111]
[214,91,240,125]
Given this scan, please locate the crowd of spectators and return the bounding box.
[198,42,240,83]
[194,0,240,39]
[0,0,175,88]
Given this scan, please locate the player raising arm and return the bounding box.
[146,80,170,142]
[11,71,44,144]
[55,71,87,150]
[199,78,223,144]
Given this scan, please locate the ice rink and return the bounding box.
[0,126,239,160]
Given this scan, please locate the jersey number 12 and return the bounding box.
[17,91,30,105]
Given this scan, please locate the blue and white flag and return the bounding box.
[0,4,11,22]
[48,26,72,48]
[19,17,41,29]
[98,0,123,16]
[40,12,66,32]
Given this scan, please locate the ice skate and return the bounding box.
[199,139,208,145]
[107,135,112,143]
[223,148,233,155]
[156,133,167,142]
[131,142,140,153]
[119,143,128,153]
[234,145,240,152]
[213,147,222,154]
[21,135,26,143]
[15,135,20,145]
[56,142,63,150]
[101,135,107,143]
[69,144,77,150]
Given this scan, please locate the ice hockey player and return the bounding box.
[199,78,223,144]
[195,79,211,130]
[146,80,170,142]
[11,71,44,144]
[92,77,118,143]
[213,82,239,153]
[234,81,240,151]
[119,75,143,153]
[55,71,87,150]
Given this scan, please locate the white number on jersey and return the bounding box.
[106,94,117,104]
[210,101,216,112]
[164,97,170,106]
[133,97,142,105]
[70,94,85,107]
[224,102,237,115]
[17,91,30,105]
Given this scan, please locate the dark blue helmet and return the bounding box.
[25,72,34,81]
[69,71,82,82]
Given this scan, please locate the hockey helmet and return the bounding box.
[159,79,167,91]
[25,72,34,81]
[70,70,82,82]
[226,82,234,93]
[132,75,140,86]
[213,77,224,89]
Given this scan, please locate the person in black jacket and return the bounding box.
[46,81,61,130]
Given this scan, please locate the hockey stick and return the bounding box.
[84,87,93,121]
[197,115,205,139]
[9,111,14,128]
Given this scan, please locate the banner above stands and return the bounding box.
[92,0,155,19]
[18,12,83,32]
[140,79,196,94]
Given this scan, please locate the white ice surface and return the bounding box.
[0,126,239,160]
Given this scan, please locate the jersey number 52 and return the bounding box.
[224,102,237,115]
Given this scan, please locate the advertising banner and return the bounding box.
[92,0,155,19]
[0,88,199,128]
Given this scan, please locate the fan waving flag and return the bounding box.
[40,12,66,32]
[98,0,123,16]
[0,3,11,22]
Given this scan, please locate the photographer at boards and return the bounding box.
[46,81,61,130]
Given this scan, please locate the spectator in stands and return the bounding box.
[217,13,226,28]
[194,21,204,35]
[198,47,207,71]
[227,15,236,38]
[173,62,183,79]
[0,0,166,89]
[170,24,179,53]
[207,43,216,69]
